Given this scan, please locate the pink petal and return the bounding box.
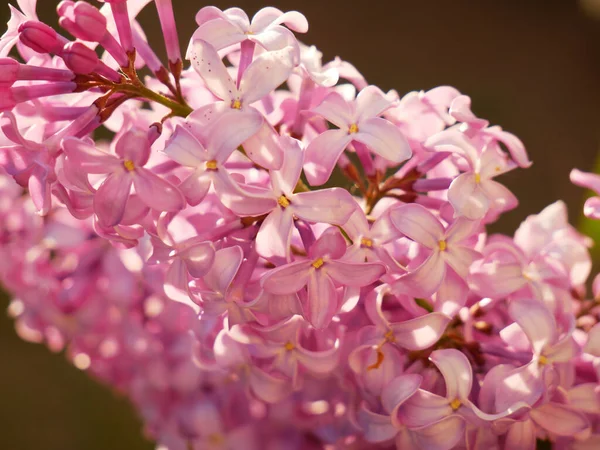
[480,179,518,214]
[308,227,347,260]
[63,137,120,174]
[327,260,385,287]
[412,416,466,450]
[530,403,590,437]
[392,252,445,298]
[390,313,450,351]
[445,216,480,244]
[495,361,544,412]
[133,168,185,212]
[254,8,308,33]
[571,169,600,195]
[187,18,244,55]
[248,366,293,403]
[240,46,294,105]
[397,389,452,428]
[505,419,536,450]
[355,85,396,121]
[271,135,303,195]
[508,298,557,355]
[357,407,397,443]
[355,117,412,163]
[584,323,600,357]
[203,246,243,294]
[208,109,263,163]
[448,173,490,220]
[28,164,50,214]
[94,172,132,227]
[429,349,472,401]
[382,374,422,416]
[255,207,294,259]
[179,169,211,206]
[241,120,283,169]
[292,187,357,225]
[304,129,352,186]
[303,269,338,329]
[213,171,277,216]
[584,197,600,219]
[389,203,444,249]
[310,91,353,129]
[189,39,237,101]
[484,126,531,168]
[115,128,150,166]
[443,246,481,280]
[163,125,206,167]
[296,343,340,373]
[179,242,216,278]
[261,260,312,295]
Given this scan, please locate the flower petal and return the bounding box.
[203,246,243,294]
[429,349,473,402]
[179,169,211,206]
[308,227,347,260]
[389,203,444,249]
[412,416,466,450]
[327,260,385,287]
[163,125,206,167]
[189,39,237,101]
[292,187,357,225]
[133,168,185,212]
[382,374,422,416]
[355,85,396,121]
[179,242,216,278]
[530,403,590,437]
[390,313,450,351]
[448,173,490,220]
[94,172,132,227]
[310,91,353,129]
[397,389,452,428]
[255,207,295,259]
[240,46,295,105]
[304,129,352,186]
[355,117,412,163]
[63,137,120,174]
[357,407,397,443]
[508,298,557,355]
[303,269,338,329]
[261,261,312,295]
[208,109,264,163]
[392,252,445,298]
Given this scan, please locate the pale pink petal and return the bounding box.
[255,207,294,259]
[508,298,557,355]
[28,165,50,214]
[179,169,211,206]
[240,46,295,105]
[392,252,445,298]
[303,269,338,329]
[505,419,536,450]
[390,313,450,351]
[567,384,600,414]
[189,39,237,101]
[63,137,120,174]
[480,179,518,214]
[544,335,578,363]
[445,216,480,244]
[327,260,385,287]
[443,247,481,279]
[187,18,244,55]
[94,172,132,227]
[449,95,488,128]
[296,344,340,373]
[571,169,600,195]
[179,242,216,278]
[261,261,312,295]
[115,128,150,166]
[484,126,531,168]
[478,364,516,413]
[292,187,357,225]
[249,27,293,53]
[133,168,185,212]
[584,197,600,220]
[530,403,590,436]
[304,129,352,186]
[308,227,347,260]
[355,117,412,163]
[429,349,472,401]
[389,203,444,249]
[248,366,293,403]
[357,407,396,443]
[310,91,353,129]
[397,389,452,428]
[382,374,422,416]
[355,85,396,122]
[213,171,277,216]
[448,173,489,220]
[253,8,308,32]
[495,361,544,412]
[584,323,600,357]
[434,270,469,317]
[163,125,206,167]
[271,135,303,195]
[241,120,283,170]
[208,110,263,163]
[412,416,466,450]
[469,259,527,299]
[203,246,243,294]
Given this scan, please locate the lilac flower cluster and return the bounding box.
[1,1,599,449]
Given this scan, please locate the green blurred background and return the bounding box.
[1,0,600,448]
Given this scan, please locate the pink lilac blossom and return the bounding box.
[0,2,599,450]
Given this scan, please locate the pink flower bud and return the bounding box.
[0,87,16,111]
[0,58,19,86]
[62,42,99,74]
[18,21,65,55]
[58,1,107,43]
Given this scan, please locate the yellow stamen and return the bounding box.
[278,195,290,208]
[366,349,385,371]
[384,330,396,343]
[474,173,481,184]
[284,341,295,351]
[348,123,359,134]
[538,355,549,366]
[231,99,242,110]
[123,160,135,172]
[361,237,373,248]
[205,160,218,170]
[450,398,461,411]
[438,240,447,251]
[312,258,324,269]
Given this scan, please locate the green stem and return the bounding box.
[115,83,193,118]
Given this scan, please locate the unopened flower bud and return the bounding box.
[18,21,65,55]
[0,58,19,86]
[62,42,99,74]
[58,1,107,42]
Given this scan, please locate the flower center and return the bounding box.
[123,160,135,171]
[474,173,481,184]
[208,433,225,445]
[361,237,373,248]
[284,341,295,351]
[231,99,242,110]
[384,330,395,343]
[538,355,548,366]
[450,398,461,411]
[205,160,218,170]
[348,123,359,134]
[366,349,385,371]
[278,195,290,208]
[438,240,447,251]
[312,258,325,269]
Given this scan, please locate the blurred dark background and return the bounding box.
[1,0,600,448]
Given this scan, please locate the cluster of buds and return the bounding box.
[1,1,600,449]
